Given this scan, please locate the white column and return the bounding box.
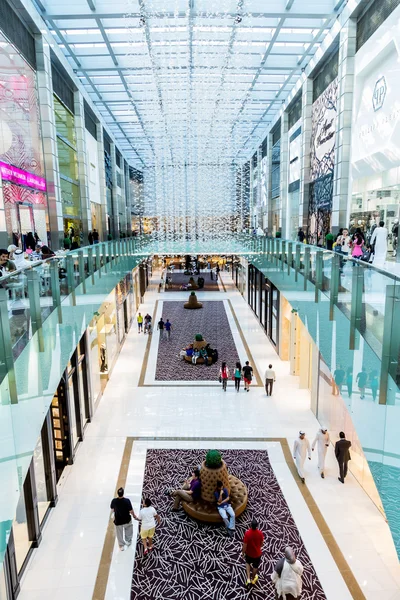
[300,77,313,235]
[35,35,63,250]
[110,142,119,239]
[74,91,90,245]
[96,123,107,242]
[332,19,356,236]
[280,111,289,237]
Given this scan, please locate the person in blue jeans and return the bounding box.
[165,318,172,340]
[214,480,235,538]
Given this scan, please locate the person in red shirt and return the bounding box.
[242,518,264,587]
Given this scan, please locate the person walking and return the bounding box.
[369,370,379,402]
[297,228,305,243]
[356,367,367,399]
[92,228,99,244]
[214,480,235,538]
[293,431,311,484]
[157,317,165,339]
[144,313,152,334]
[234,361,242,392]
[271,546,304,599]
[351,232,364,260]
[134,498,161,556]
[165,318,172,340]
[242,361,253,392]
[370,220,388,266]
[110,487,135,551]
[242,518,264,587]
[335,431,351,484]
[137,312,143,333]
[312,427,330,479]
[219,361,230,391]
[264,364,276,396]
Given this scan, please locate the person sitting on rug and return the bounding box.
[192,348,200,364]
[169,468,201,510]
[214,480,235,538]
[271,546,304,599]
[179,343,193,359]
[200,347,209,365]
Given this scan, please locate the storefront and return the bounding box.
[248,264,280,351]
[0,30,49,247]
[351,5,400,257]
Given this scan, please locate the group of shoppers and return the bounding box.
[218,360,253,391]
[294,429,351,484]
[0,242,56,277]
[112,468,304,597]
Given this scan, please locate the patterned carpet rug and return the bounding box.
[131,449,327,600]
[155,301,240,381]
[165,271,220,292]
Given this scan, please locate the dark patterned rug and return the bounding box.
[131,449,327,600]
[155,301,240,381]
[165,271,220,292]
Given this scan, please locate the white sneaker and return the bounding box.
[119,545,125,551]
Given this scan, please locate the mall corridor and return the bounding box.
[10,270,400,600]
[2,0,400,599]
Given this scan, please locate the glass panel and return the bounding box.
[57,137,79,181]
[13,490,30,573]
[54,95,76,146]
[60,178,81,218]
[33,434,50,524]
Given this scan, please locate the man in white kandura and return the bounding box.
[312,427,330,479]
[370,220,388,266]
[293,431,311,484]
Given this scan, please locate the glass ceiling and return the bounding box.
[37,0,345,240]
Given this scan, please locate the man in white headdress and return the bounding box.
[293,431,311,484]
[312,427,330,479]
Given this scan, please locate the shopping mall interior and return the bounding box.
[1,1,400,599]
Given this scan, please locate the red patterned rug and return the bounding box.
[131,449,327,600]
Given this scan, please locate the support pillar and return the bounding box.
[300,77,313,237]
[332,19,356,236]
[35,35,64,250]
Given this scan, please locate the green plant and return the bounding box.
[195,333,203,341]
[191,291,196,296]
[205,450,222,468]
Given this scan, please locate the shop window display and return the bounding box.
[0,30,49,246]
[12,491,29,573]
[32,435,50,524]
[97,292,118,379]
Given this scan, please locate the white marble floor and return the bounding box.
[17,270,400,600]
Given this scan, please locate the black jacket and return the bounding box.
[335,439,351,463]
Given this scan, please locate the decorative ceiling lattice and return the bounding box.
[39,0,345,240]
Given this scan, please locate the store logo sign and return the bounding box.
[0,161,47,191]
[373,76,386,112]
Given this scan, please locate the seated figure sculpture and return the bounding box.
[184,291,202,309]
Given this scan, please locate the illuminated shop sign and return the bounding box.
[0,161,47,192]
